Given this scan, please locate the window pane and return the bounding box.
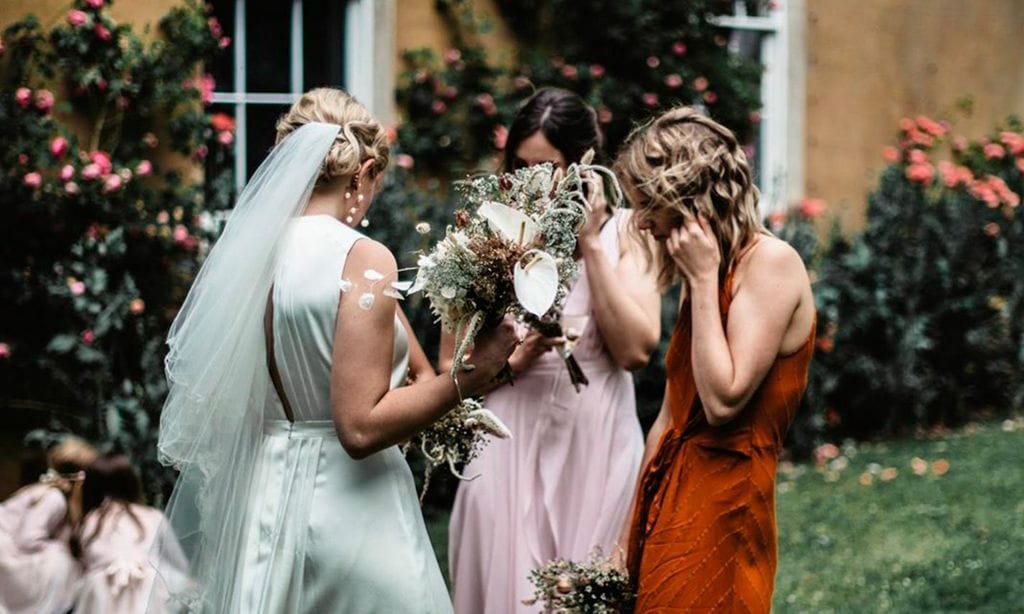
[303,0,346,88]
[245,104,291,180]
[208,0,235,91]
[246,2,292,92]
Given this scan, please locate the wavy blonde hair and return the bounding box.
[275,88,390,188]
[614,106,767,289]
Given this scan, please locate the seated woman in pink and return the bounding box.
[72,453,188,614]
[0,436,96,614]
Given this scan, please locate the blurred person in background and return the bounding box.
[72,453,187,614]
[0,436,97,614]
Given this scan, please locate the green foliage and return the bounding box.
[0,0,232,501]
[785,117,1024,454]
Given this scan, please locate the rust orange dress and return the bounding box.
[627,266,815,613]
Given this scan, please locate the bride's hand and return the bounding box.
[460,315,518,395]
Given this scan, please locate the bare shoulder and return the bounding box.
[735,236,809,295]
[344,237,397,274]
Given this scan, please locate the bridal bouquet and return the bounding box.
[406,397,510,502]
[409,150,622,389]
[523,553,633,613]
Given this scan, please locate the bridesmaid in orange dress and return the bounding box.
[613,107,816,612]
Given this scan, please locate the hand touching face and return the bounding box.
[665,215,721,284]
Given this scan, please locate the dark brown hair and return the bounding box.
[503,88,602,171]
[71,453,144,558]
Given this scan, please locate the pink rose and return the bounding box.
[103,174,122,193]
[671,41,687,56]
[207,17,222,38]
[768,211,787,228]
[50,137,68,159]
[999,131,1024,156]
[129,298,145,315]
[431,100,447,115]
[82,329,95,345]
[664,74,683,89]
[814,443,840,464]
[749,110,762,125]
[905,162,934,185]
[34,90,55,113]
[396,154,414,170]
[156,211,170,224]
[173,224,189,243]
[69,280,86,295]
[646,56,660,69]
[898,117,915,132]
[15,87,31,108]
[217,130,233,146]
[59,165,75,181]
[703,91,718,104]
[799,198,827,218]
[560,64,578,80]
[444,48,461,64]
[67,9,89,27]
[492,124,508,150]
[64,181,80,194]
[23,172,42,189]
[642,92,659,108]
[89,150,112,175]
[94,23,112,42]
[81,164,102,180]
[589,64,605,79]
[198,74,215,105]
[218,36,231,50]
[17,153,28,166]
[915,115,946,138]
[881,146,900,163]
[1016,158,1024,174]
[597,107,613,124]
[0,342,10,359]
[952,136,967,153]
[135,160,152,177]
[194,144,208,159]
[692,76,709,92]
[86,0,104,8]
[969,179,999,208]
[908,149,928,165]
[983,143,1005,160]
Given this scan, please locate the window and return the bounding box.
[207,0,393,194]
[709,0,801,213]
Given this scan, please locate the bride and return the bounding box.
[152,88,517,612]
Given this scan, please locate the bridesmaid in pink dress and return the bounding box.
[0,437,96,614]
[72,454,188,613]
[442,88,662,613]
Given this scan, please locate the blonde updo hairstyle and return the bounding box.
[275,88,390,188]
[614,106,767,289]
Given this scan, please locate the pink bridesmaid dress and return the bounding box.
[448,211,644,613]
[75,502,188,614]
[0,483,80,614]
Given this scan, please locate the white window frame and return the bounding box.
[211,0,395,193]
[708,0,805,214]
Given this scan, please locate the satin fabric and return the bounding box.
[234,216,451,613]
[449,211,644,613]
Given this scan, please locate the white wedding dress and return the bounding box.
[233,215,452,612]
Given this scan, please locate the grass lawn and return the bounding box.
[426,420,1024,613]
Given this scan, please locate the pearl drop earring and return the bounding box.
[360,218,370,228]
[357,194,364,203]
[344,191,351,200]
[345,206,357,225]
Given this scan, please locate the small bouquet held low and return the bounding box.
[404,151,622,495]
[523,552,633,613]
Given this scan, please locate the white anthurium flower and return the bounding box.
[478,201,538,247]
[383,288,405,300]
[338,278,353,293]
[391,280,413,292]
[407,271,427,295]
[357,292,375,310]
[363,269,384,281]
[513,250,559,316]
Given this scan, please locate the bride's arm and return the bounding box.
[331,239,516,459]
